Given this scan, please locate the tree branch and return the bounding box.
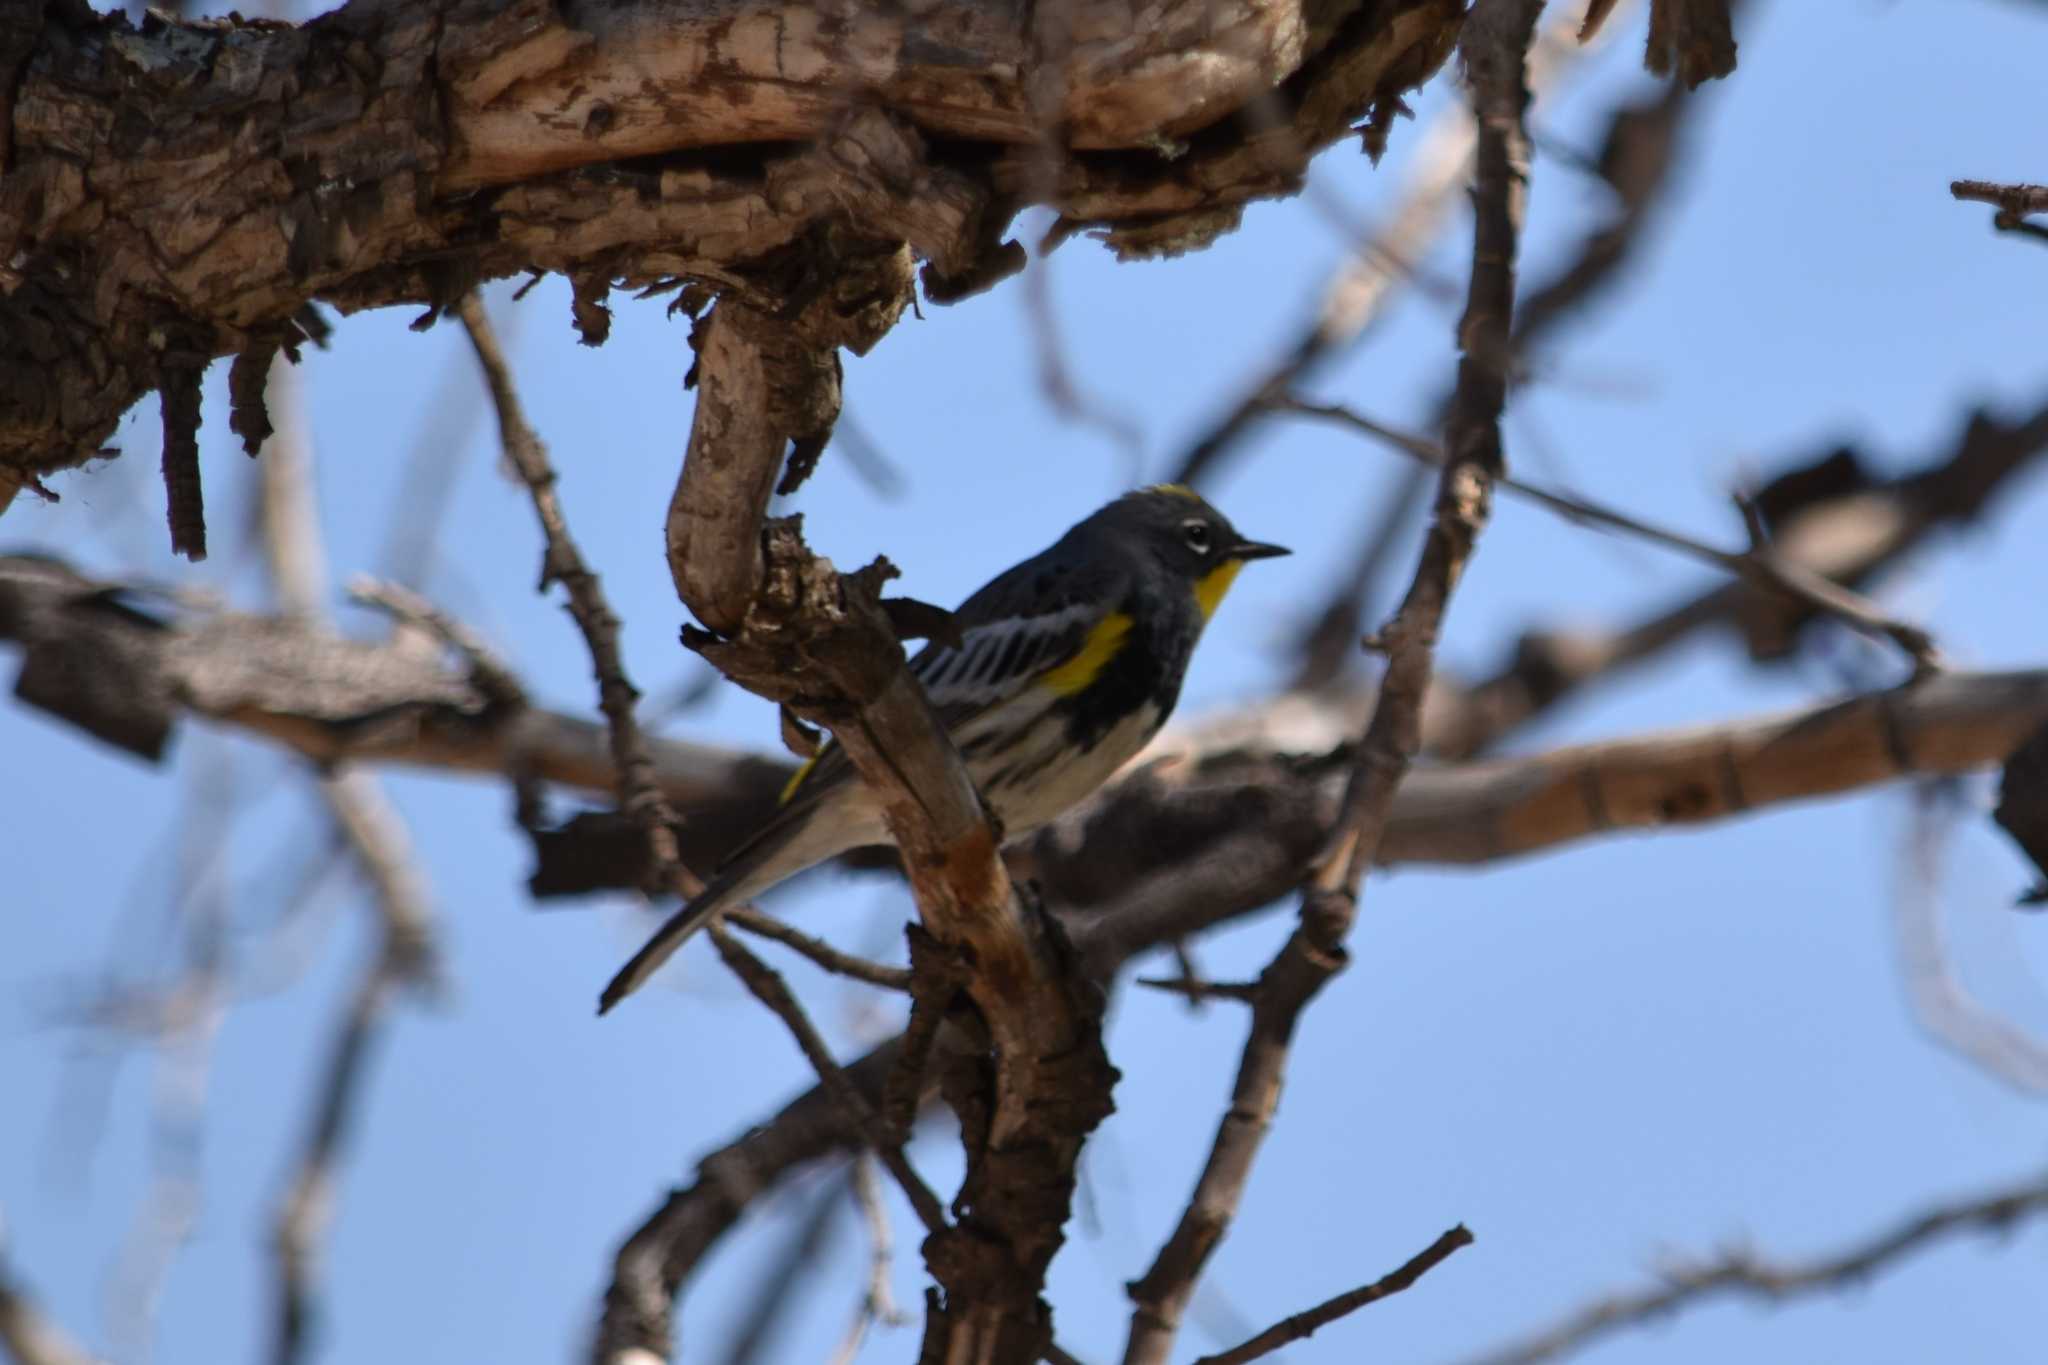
[706,927,947,1235]
[1193,1225,1474,1365]
[1950,179,2048,246]
[0,1216,108,1365]
[0,0,1465,494]
[1278,397,1940,673]
[1121,5,1536,1358]
[1459,1166,2048,1365]
[661,324,1115,1365]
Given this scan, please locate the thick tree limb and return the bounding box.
[1458,1165,2048,1365]
[565,666,2048,1341]
[11,555,2048,890]
[0,0,1464,494]
[649,209,1115,1365]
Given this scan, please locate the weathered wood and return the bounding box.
[0,0,1462,496]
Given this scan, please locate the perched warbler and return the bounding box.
[599,485,1288,1013]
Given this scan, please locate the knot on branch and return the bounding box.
[680,516,905,717]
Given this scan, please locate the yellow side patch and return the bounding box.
[779,751,820,804]
[1039,612,1134,696]
[1193,559,1245,622]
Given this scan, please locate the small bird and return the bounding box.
[599,485,1288,1013]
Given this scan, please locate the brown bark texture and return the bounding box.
[0,0,1465,504]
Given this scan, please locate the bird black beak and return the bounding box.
[1231,538,1291,561]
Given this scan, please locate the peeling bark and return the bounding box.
[0,0,1461,495]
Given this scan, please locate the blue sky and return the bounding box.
[5,1,2048,1363]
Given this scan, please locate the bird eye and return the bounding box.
[1181,520,1212,553]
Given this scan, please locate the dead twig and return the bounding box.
[1897,781,2048,1094]
[1459,1167,2048,1365]
[826,1154,911,1365]
[586,669,2048,1344]
[1289,38,1709,688]
[1121,6,1537,1360]
[457,291,690,890]
[1278,397,1941,674]
[256,363,443,1365]
[727,910,912,992]
[1193,1225,1475,1365]
[1131,977,1259,1004]
[1951,179,2048,245]
[1165,5,1608,490]
[0,1214,109,1365]
[706,926,947,1234]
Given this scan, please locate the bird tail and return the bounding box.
[597,863,753,1015]
[598,777,885,1015]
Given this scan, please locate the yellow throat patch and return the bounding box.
[1193,559,1245,622]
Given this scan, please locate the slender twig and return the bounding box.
[1121,7,1537,1360]
[1132,977,1259,1004]
[1459,1167,2048,1365]
[456,292,692,895]
[1288,24,1706,687]
[0,1215,109,1365]
[1897,782,2048,1093]
[1163,3,1610,489]
[346,575,526,707]
[1023,251,1144,475]
[581,668,2048,1346]
[826,1154,910,1365]
[1194,1225,1474,1365]
[727,910,912,992]
[256,361,443,1365]
[270,952,406,1365]
[715,1175,847,1365]
[1277,396,1941,673]
[706,926,948,1235]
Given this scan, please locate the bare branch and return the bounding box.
[1950,178,2048,246]
[1122,6,1537,1359]
[582,665,2048,1346]
[1460,1167,2048,1365]
[727,910,912,993]
[255,364,442,1365]
[458,292,688,889]
[667,278,1117,1360]
[1897,781,2048,1094]
[1165,4,1605,490]
[1278,397,1940,673]
[706,927,947,1235]
[11,553,2048,899]
[2,0,1465,495]
[1289,46,1711,687]
[1193,1225,1474,1365]
[0,1216,109,1365]
[826,1155,911,1365]
[1643,0,1737,87]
